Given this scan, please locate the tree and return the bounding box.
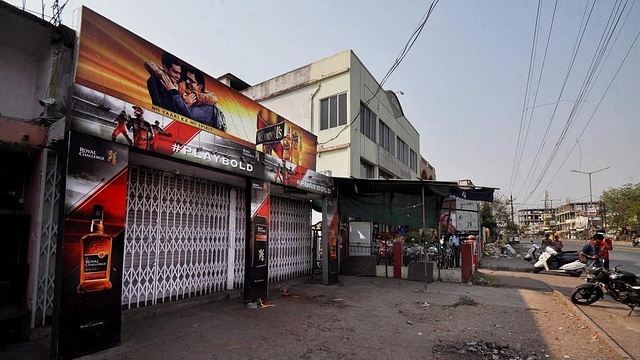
[600,183,640,237]
[480,192,516,240]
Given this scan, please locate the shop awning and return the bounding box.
[333,178,496,228]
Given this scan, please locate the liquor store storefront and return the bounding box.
[52,7,333,359]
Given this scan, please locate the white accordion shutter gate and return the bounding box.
[122,167,244,308]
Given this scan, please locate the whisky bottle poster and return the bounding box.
[52,132,128,360]
[244,179,270,301]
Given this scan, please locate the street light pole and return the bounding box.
[571,167,610,237]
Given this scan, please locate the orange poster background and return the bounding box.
[75,7,317,170]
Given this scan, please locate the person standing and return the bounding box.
[130,106,153,150]
[597,229,613,270]
[111,110,132,146]
[579,233,603,266]
[449,232,460,268]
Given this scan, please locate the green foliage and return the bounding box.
[601,183,640,234]
[452,296,478,307]
[480,192,515,237]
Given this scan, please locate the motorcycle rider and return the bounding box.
[551,235,563,252]
[541,233,552,248]
[579,233,603,266]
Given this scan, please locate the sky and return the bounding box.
[7,0,640,211]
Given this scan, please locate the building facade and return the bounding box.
[517,208,546,236]
[1,4,335,357]
[241,50,429,180]
[420,156,437,180]
[0,2,74,331]
[555,201,603,239]
[518,201,603,239]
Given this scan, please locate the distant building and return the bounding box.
[518,201,604,239]
[420,156,437,180]
[555,201,603,239]
[242,49,433,180]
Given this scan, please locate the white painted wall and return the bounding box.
[243,49,420,180]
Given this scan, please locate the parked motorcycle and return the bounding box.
[632,237,640,248]
[570,263,640,315]
[532,246,583,277]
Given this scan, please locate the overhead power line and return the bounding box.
[318,0,440,146]
[523,0,636,203]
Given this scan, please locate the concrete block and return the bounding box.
[342,256,376,276]
[407,261,434,283]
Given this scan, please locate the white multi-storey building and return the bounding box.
[240,50,428,180]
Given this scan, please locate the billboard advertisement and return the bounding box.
[456,199,479,233]
[75,7,317,170]
[53,132,128,359]
[244,179,270,301]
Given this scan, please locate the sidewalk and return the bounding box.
[2,272,629,360]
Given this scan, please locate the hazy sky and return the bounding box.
[9,0,640,211]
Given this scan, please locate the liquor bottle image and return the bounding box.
[262,143,272,155]
[282,126,291,161]
[290,130,299,165]
[78,204,113,293]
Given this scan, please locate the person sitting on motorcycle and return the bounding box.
[541,233,552,248]
[579,233,603,265]
[551,235,563,252]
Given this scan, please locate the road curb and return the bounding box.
[553,289,633,360]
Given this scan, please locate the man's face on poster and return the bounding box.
[166,63,182,84]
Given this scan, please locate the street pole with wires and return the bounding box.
[571,167,609,238]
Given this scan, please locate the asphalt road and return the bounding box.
[522,238,640,274]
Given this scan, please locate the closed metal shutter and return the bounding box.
[122,166,245,308]
[269,196,312,282]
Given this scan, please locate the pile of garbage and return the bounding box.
[432,341,541,360]
[484,242,517,258]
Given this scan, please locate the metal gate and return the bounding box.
[269,196,312,282]
[31,149,62,327]
[122,166,245,308]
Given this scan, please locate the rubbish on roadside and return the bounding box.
[258,298,275,308]
[406,320,413,325]
[435,341,525,359]
[246,302,258,309]
[281,289,291,297]
[484,242,517,258]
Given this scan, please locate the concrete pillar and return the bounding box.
[461,243,473,282]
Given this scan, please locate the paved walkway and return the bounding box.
[1,249,637,359]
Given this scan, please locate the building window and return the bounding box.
[397,138,409,166]
[379,169,394,179]
[379,121,395,155]
[320,93,347,130]
[410,149,417,172]
[360,159,374,178]
[360,103,376,141]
